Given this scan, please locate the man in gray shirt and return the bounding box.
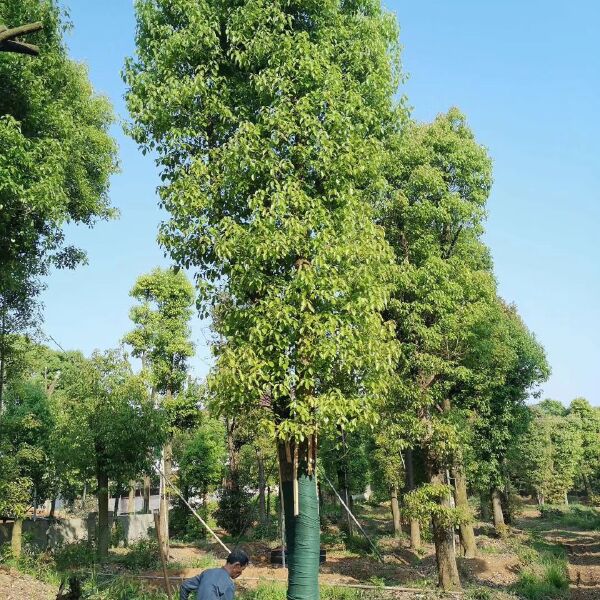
[179,550,249,600]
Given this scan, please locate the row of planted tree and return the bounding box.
[2,0,600,596]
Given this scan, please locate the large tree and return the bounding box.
[125,1,401,596]
[0,0,117,401]
[382,108,496,588]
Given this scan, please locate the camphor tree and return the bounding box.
[465,301,548,530]
[0,0,117,389]
[124,1,402,596]
[54,350,165,558]
[123,267,195,552]
[382,109,496,588]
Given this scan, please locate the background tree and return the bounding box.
[125,1,402,597]
[54,349,165,557]
[0,0,117,384]
[124,267,195,552]
[567,398,600,498]
[382,108,495,588]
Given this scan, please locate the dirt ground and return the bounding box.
[0,567,58,600]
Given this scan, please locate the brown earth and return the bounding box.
[0,567,57,600]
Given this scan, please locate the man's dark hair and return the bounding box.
[227,549,249,566]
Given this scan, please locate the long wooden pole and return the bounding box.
[153,512,172,599]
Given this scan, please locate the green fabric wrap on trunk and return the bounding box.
[282,472,320,600]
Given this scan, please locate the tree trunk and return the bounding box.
[50,497,56,519]
[11,518,23,558]
[405,449,421,550]
[491,488,505,530]
[0,312,6,415]
[143,475,151,513]
[337,431,354,536]
[257,453,267,525]
[564,490,569,506]
[279,439,320,600]
[430,470,461,591]
[113,485,121,516]
[583,474,593,499]
[390,485,402,538]
[128,481,136,514]
[97,470,110,558]
[159,442,172,557]
[452,464,476,558]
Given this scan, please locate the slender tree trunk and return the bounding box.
[278,438,320,600]
[390,485,402,538]
[143,475,151,513]
[159,442,172,557]
[564,491,569,506]
[113,485,121,516]
[50,497,56,519]
[97,470,110,558]
[257,453,267,525]
[337,431,354,536]
[491,488,505,530]
[405,449,421,550]
[583,474,593,499]
[0,312,6,415]
[430,470,461,591]
[452,464,476,558]
[128,481,136,514]
[11,518,23,558]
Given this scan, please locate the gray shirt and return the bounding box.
[179,567,235,600]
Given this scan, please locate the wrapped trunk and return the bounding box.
[278,439,320,600]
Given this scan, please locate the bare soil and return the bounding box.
[0,567,57,600]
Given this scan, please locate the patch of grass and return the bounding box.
[239,582,367,600]
[540,504,600,530]
[112,538,161,571]
[83,575,169,599]
[510,531,569,599]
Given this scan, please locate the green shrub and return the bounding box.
[215,487,254,537]
[116,538,161,571]
[53,541,96,571]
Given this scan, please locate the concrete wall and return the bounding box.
[0,513,155,550]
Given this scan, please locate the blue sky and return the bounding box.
[41,1,600,405]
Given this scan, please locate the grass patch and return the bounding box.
[510,531,569,599]
[239,582,368,599]
[540,504,600,530]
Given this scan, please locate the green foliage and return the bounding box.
[177,413,226,494]
[52,541,96,571]
[215,486,254,537]
[125,0,402,444]
[510,404,583,504]
[116,538,162,571]
[0,0,117,342]
[124,267,195,397]
[53,349,166,484]
[403,482,470,529]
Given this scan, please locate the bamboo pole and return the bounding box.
[153,512,172,599]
